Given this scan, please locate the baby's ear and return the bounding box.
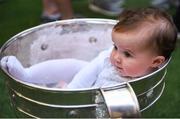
[151,56,165,68]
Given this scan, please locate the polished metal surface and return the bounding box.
[0,19,170,118]
[101,83,140,118]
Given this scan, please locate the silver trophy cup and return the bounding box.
[0,19,170,118]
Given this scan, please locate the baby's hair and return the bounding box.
[113,7,177,59]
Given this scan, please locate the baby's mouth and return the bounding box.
[114,65,133,79]
[115,66,123,73]
[114,66,132,78]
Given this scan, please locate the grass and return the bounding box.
[0,0,180,118]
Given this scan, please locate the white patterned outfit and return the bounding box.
[67,47,128,89]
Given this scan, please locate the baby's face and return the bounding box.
[110,30,159,78]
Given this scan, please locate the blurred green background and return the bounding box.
[0,0,180,118]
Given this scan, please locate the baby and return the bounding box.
[0,8,177,89]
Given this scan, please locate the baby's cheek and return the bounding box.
[124,65,140,76]
[127,68,146,77]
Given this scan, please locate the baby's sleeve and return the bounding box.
[67,47,113,89]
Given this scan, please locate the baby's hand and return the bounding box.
[54,80,68,88]
[0,56,27,80]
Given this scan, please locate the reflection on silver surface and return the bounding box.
[101,83,140,118]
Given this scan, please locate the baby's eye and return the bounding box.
[123,51,132,57]
[113,44,118,50]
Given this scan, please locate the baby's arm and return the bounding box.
[67,47,113,89]
[0,56,88,85]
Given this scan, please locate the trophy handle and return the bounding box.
[100,82,141,118]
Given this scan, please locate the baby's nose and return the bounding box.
[114,53,121,63]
